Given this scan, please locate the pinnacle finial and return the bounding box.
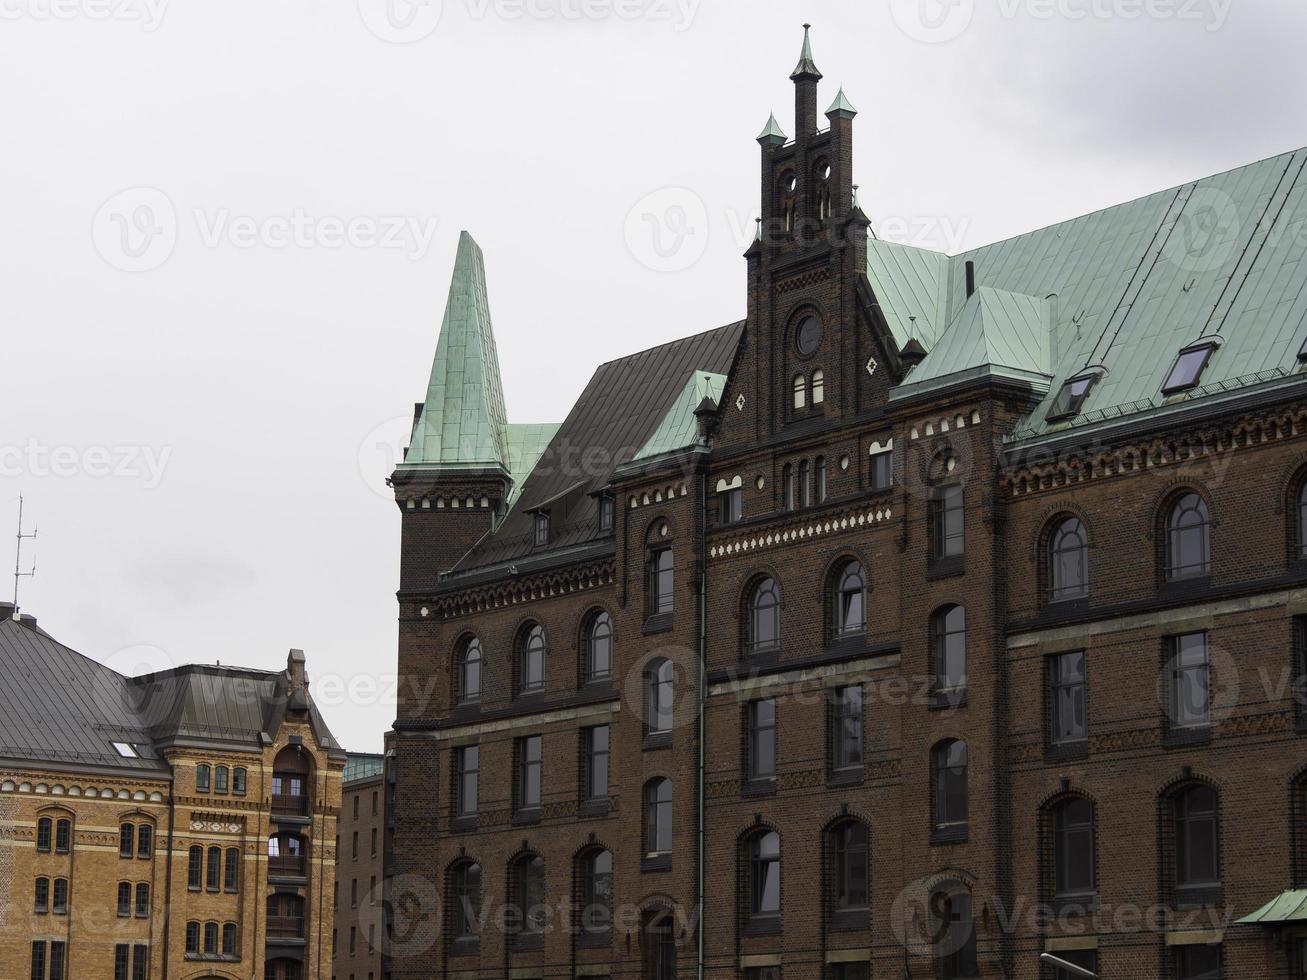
[826,87,857,120]
[791,23,822,81]
[756,111,787,146]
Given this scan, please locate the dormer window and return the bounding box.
[1047,373,1100,422]
[533,512,550,548]
[597,496,614,534]
[1162,342,1217,395]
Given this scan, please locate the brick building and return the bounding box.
[0,602,345,980]
[387,26,1307,980]
[333,752,387,980]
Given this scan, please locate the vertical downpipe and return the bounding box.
[160,770,175,979]
[696,460,708,980]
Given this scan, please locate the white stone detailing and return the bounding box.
[708,505,895,559]
[715,475,743,493]
[735,393,746,411]
[865,356,878,377]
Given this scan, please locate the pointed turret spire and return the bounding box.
[790,23,822,80]
[402,231,511,471]
[826,87,857,120]
[756,112,787,146]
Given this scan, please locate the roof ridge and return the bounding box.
[593,319,746,370]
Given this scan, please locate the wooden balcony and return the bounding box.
[267,855,305,878]
[266,915,305,940]
[271,793,308,816]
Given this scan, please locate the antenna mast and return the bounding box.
[13,496,36,608]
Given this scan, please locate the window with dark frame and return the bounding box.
[783,463,796,511]
[206,846,221,891]
[187,845,203,889]
[644,778,672,857]
[196,764,210,792]
[830,685,864,773]
[746,577,781,655]
[119,823,134,858]
[214,765,228,794]
[649,546,674,615]
[1052,797,1096,902]
[1175,943,1222,979]
[832,561,866,639]
[115,944,131,980]
[931,605,967,696]
[830,820,869,915]
[930,484,965,559]
[746,699,777,782]
[48,942,64,980]
[36,817,51,852]
[646,659,674,735]
[130,945,146,980]
[582,725,610,802]
[812,369,825,405]
[34,876,49,914]
[828,965,868,980]
[221,923,236,956]
[1046,373,1099,422]
[51,877,67,914]
[224,847,239,892]
[452,861,481,940]
[512,854,546,939]
[1174,785,1220,901]
[54,819,70,854]
[1162,343,1217,394]
[135,882,149,917]
[1169,632,1211,731]
[203,921,218,955]
[137,824,152,858]
[517,624,546,695]
[748,830,781,920]
[185,923,200,955]
[458,636,482,704]
[1166,493,1211,581]
[1050,651,1088,747]
[799,460,811,508]
[117,881,132,916]
[871,445,894,491]
[454,745,478,819]
[30,941,45,980]
[934,888,979,979]
[581,849,613,938]
[933,740,968,836]
[1298,481,1307,560]
[598,495,614,533]
[533,511,550,548]
[515,735,542,815]
[718,486,743,524]
[1048,517,1089,601]
[585,612,613,683]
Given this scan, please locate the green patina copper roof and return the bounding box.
[505,422,561,507]
[893,286,1052,399]
[757,112,787,145]
[869,147,1307,437]
[634,371,726,462]
[1236,890,1307,925]
[791,23,821,80]
[826,87,857,118]
[402,231,512,470]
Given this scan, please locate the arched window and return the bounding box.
[516,624,546,696]
[206,846,221,891]
[187,845,202,889]
[1048,517,1089,601]
[1172,784,1220,903]
[779,172,797,233]
[931,885,979,978]
[214,765,229,794]
[930,605,967,696]
[746,578,781,656]
[645,659,674,735]
[747,830,781,920]
[510,854,546,939]
[224,847,239,892]
[1051,797,1096,902]
[203,921,218,955]
[793,374,807,410]
[799,460,811,508]
[221,922,237,956]
[232,767,247,795]
[932,740,968,837]
[34,876,50,914]
[648,543,674,616]
[119,823,135,858]
[828,820,869,917]
[782,463,796,511]
[1166,492,1211,580]
[644,778,672,858]
[196,763,210,793]
[814,161,832,221]
[36,817,51,852]
[135,882,150,917]
[54,818,71,854]
[51,877,68,913]
[448,860,481,941]
[579,848,613,938]
[815,455,827,502]
[271,745,312,816]
[831,560,866,639]
[812,370,825,405]
[584,612,613,683]
[117,881,132,917]
[267,834,305,877]
[185,921,200,955]
[137,823,152,859]
[1298,480,1307,560]
[456,636,482,704]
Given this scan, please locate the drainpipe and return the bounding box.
[161,769,175,979]
[696,456,708,980]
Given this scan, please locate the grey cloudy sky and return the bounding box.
[2,0,1304,752]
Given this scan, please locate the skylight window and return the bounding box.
[1162,342,1217,394]
[1046,374,1100,422]
[112,741,139,758]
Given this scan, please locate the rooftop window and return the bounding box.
[1162,342,1217,395]
[1046,373,1100,422]
[112,742,139,758]
[533,511,550,548]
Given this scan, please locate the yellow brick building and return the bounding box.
[0,604,345,980]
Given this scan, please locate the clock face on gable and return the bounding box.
[795,315,822,358]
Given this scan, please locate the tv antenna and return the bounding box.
[13,496,36,608]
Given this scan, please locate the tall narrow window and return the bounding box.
[54,819,70,854]
[517,624,546,696]
[933,740,968,837]
[196,764,210,793]
[1166,493,1211,580]
[224,847,239,891]
[829,821,869,915]
[793,374,807,410]
[830,685,864,772]
[187,845,203,889]
[206,846,221,891]
[582,725,610,802]
[832,560,866,639]
[34,877,49,914]
[1169,632,1211,731]
[1048,517,1089,601]
[646,659,674,735]
[930,485,965,559]
[799,460,812,508]
[1298,481,1307,560]
[30,942,45,980]
[512,855,546,940]
[184,922,200,955]
[454,745,478,819]
[457,636,482,704]
[649,547,674,615]
[214,765,229,794]
[119,823,134,858]
[203,921,218,955]
[580,849,613,938]
[934,888,979,979]
[815,455,827,503]
[1053,798,1096,901]
[746,699,777,782]
[533,511,550,548]
[222,923,237,956]
[51,878,67,914]
[137,824,152,859]
[451,861,481,940]
[515,735,542,815]
[36,817,51,852]
[644,778,672,858]
[130,946,146,980]
[748,831,781,920]
[598,495,614,533]
[719,486,743,524]
[1050,651,1088,746]
[812,370,825,405]
[930,605,967,697]
[783,464,796,511]
[585,612,613,683]
[746,578,781,656]
[870,443,894,491]
[1174,785,1220,903]
[135,882,149,917]
[48,943,64,980]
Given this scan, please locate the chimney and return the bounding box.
[0,603,14,622]
[18,613,37,629]
[965,260,976,299]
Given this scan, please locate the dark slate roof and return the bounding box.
[0,616,345,775]
[449,321,744,574]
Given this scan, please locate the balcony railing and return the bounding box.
[266,915,305,939]
[271,793,308,816]
[267,855,306,877]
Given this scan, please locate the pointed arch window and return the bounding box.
[1048,517,1089,601]
[815,161,833,221]
[1166,493,1211,581]
[779,172,797,234]
[457,636,482,704]
[746,578,781,656]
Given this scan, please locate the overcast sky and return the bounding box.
[3,0,1305,752]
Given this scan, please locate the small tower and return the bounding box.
[791,23,822,139]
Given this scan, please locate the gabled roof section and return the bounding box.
[506,423,562,508]
[865,238,950,350]
[448,322,744,575]
[633,371,726,462]
[401,231,512,471]
[894,287,1052,400]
